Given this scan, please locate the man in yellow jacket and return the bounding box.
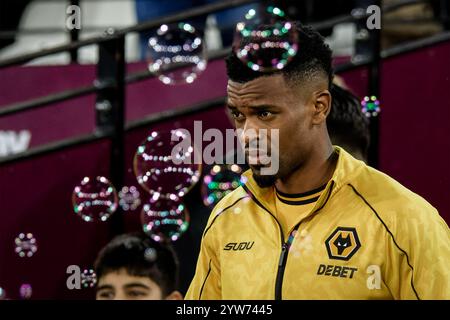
[186,22,450,300]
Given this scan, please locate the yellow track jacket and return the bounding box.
[186,147,450,300]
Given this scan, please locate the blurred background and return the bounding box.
[0,0,449,299]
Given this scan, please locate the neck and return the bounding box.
[275,140,336,194]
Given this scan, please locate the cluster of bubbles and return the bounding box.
[233,6,299,72]
[361,95,380,117]
[145,5,298,85]
[68,129,199,243]
[147,23,207,85]
[201,164,247,208]
[72,176,118,222]
[15,233,37,258]
[81,269,97,288]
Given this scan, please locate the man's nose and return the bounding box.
[240,119,260,148]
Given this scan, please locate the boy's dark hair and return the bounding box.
[226,22,333,88]
[328,84,370,159]
[94,232,179,297]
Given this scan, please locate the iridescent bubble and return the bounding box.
[141,198,189,243]
[201,164,247,208]
[133,130,201,199]
[233,6,298,72]
[19,284,32,300]
[119,186,141,211]
[147,22,207,85]
[361,95,380,118]
[72,176,119,222]
[14,233,37,258]
[81,269,97,288]
[144,247,157,263]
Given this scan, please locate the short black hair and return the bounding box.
[94,232,179,297]
[226,22,333,87]
[328,84,370,159]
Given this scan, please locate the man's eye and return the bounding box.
[258,111,273,118]
[231,111,245,120]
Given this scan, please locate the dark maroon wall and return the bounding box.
[0,139,112,299]
[378,41,450,222]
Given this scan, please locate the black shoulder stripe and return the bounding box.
[202,195,248,238]
[199,259,212,300]
[348,184,420,300]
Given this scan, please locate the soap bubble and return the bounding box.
[201,164,247,208]
[147,23,207,85]
[133,130,201,199]
[361,95,380,118]
[72,176,118,222]
[141,197,189,243]
[233,6,298,72]
[118,186,141,211]
[15,233,37,258]
[19,284,32,300]
[81,269,97,288]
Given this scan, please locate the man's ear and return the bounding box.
[312,89,331,125]
[165,290,183,300]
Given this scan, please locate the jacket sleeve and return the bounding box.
[185,213,222,300]
[388,204,450,300]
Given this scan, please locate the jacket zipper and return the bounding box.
[242,182,334,300]
[275,222,305,300]
[275,242,289,300]
[242,185,286,300]
[274,181,335,299]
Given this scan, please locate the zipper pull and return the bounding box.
[278,243,288,267]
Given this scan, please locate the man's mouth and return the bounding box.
[245,149,271,166]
